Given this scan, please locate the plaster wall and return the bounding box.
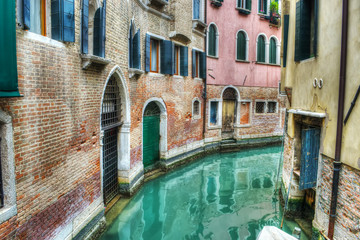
[206,0,282,87]
[281,0,360,170]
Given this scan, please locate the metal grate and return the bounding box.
[144,102,160,116]
[102,128,119,205]
[255,102,265,113]
[0,138,3,208]
[101,77,122,130]
[223,88,237,100]
[267,102,277,113]
[193,100,200,116]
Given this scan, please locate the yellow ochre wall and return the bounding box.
[281,0,360,170]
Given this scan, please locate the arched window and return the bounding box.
[192,98,201,119]
[208,24,218,57]
[269,37,277,64]
[236,31,247,61]
[257,35,266,63]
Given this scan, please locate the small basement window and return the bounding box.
[255,101,266,113]
[192,99,201,119]
[267,101,277,113]
[210,101,218,125]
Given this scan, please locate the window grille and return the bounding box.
[267,102,277,113]
[255,102,265,113]
[193,100,200,116]
[0,138,3,208]
[101,77,122,130]
[223,88,237,100]
[144,102,161,116]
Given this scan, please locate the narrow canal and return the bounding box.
[99,145,308,240]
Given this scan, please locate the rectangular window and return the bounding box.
[295,0,318,61]
[267,101,277,113]
[258,0,267,14]
[150,39,160,73]
[210,102,218,125]
[30,0,46,36]
[255,101,265,113]
[174,46,180,75]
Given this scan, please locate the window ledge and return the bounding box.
[207,55,219,59]
[147,72,164,77]
[0,205,17,224]
[256,62,280,66]
[173,75,184,80]
[192,19,207,28]
[236,59,250,63]
[236,7,251,15]
[296,57,316,64]
[194,77,203,81]
[208,125,222,129]
[192,116,201,120]
[234,124,251,128]
[24,31,65,48]
[129,68,144,78]
[80,54,111,70]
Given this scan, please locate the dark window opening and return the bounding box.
[267,101,277,113]
[255,101,265,113]
[210,102,218,125]
[193,100,200,116]
[101,77,122,130]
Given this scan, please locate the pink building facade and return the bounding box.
[205,0,284,141]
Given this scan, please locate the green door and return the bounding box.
[143,102,161,168]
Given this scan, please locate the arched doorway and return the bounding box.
[143,102,161,168]
[222,87,238,135]
[101,76,122,204]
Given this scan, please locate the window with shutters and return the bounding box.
[236,30,248,61]
[192,98,201,119]
[192,50,206,79]
[269,37,277,64]
[28,0,47,36]
[207,23,218,58]
[257,35,266,63]
[193,0,205,22]
[258,0,268,14]
[237,0,251,14]
[267,101,277,113]
[294,0,318,61]
[255,101,266,113]
[150,39,160,73]
[174,46,180,75]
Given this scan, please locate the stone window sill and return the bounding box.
[0,205,17,224]
[129,68,144,78]
[80,54,111,70]
[147,72,164,77]
[236,59,250,63]
[234,124,251,128]
[192,115,201,120]
[207,55,218,59]
[173,75,184,80]
[208,125,221,130]
[256,62,280,67]
[236,7,251,15]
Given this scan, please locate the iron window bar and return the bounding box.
[344,85,360,125]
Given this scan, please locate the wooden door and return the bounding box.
[222,100,236,132]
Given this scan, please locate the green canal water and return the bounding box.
[100,146,309,240]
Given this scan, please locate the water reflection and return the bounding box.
[100,146,307,240]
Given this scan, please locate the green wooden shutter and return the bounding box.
[180,46,188,76]
[283,15,289,67]
[264,0,267,14]
[246,0,251,11]
[51,0,62,41]
[81,0,89,54]
[208,25,216,56]
[192,49,196,78]
[0,0,21,97]
[133,29,141,70]
[237,32,246,60]
[93,8,101,56]
[269,38,276,64]
[199,52,206,79]
[23,0,30,30]
[145,34,151,72]
[100,0,106,57]
[313,0,318,57]
[257,36,265,62]
[129,23,133,68]
[160,40,174,75]
[295,0,311,61]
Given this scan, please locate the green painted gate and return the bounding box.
[143,102,161,168]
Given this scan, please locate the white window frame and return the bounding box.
[0,111,17,224]
[192,98,202,120]
[235,29,249,62]
[207,23,219,58]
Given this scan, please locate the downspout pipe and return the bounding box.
[328,0,348,238]
[202,1,208,139]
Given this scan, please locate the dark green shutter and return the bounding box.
[313,0,318,57]
[51,0,62,41]
[93,8,101,56]
[237,32,246,60]
[63,0,75,42]
[199,52,206,79]
[145,34,151,72]
[133,29,141,69]
[81,0,89,54]
[100,0,106,58]
[269,38,276,64]
[246,0,251,10]
[0,0,21,97]
[161,40,174,75]
[283,15,289,67]
[129,23,133,68]
[208,25,216,56]
[192,49,196,78]
[264,0,267,14]
[257,36,265,62]
[180,46,188,76]
[295,0,311,61]
[23,0,30,30]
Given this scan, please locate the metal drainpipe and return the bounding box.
[202,0,208,139]
[328,0,348,238]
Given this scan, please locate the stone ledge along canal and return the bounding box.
[99,145,308,240]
